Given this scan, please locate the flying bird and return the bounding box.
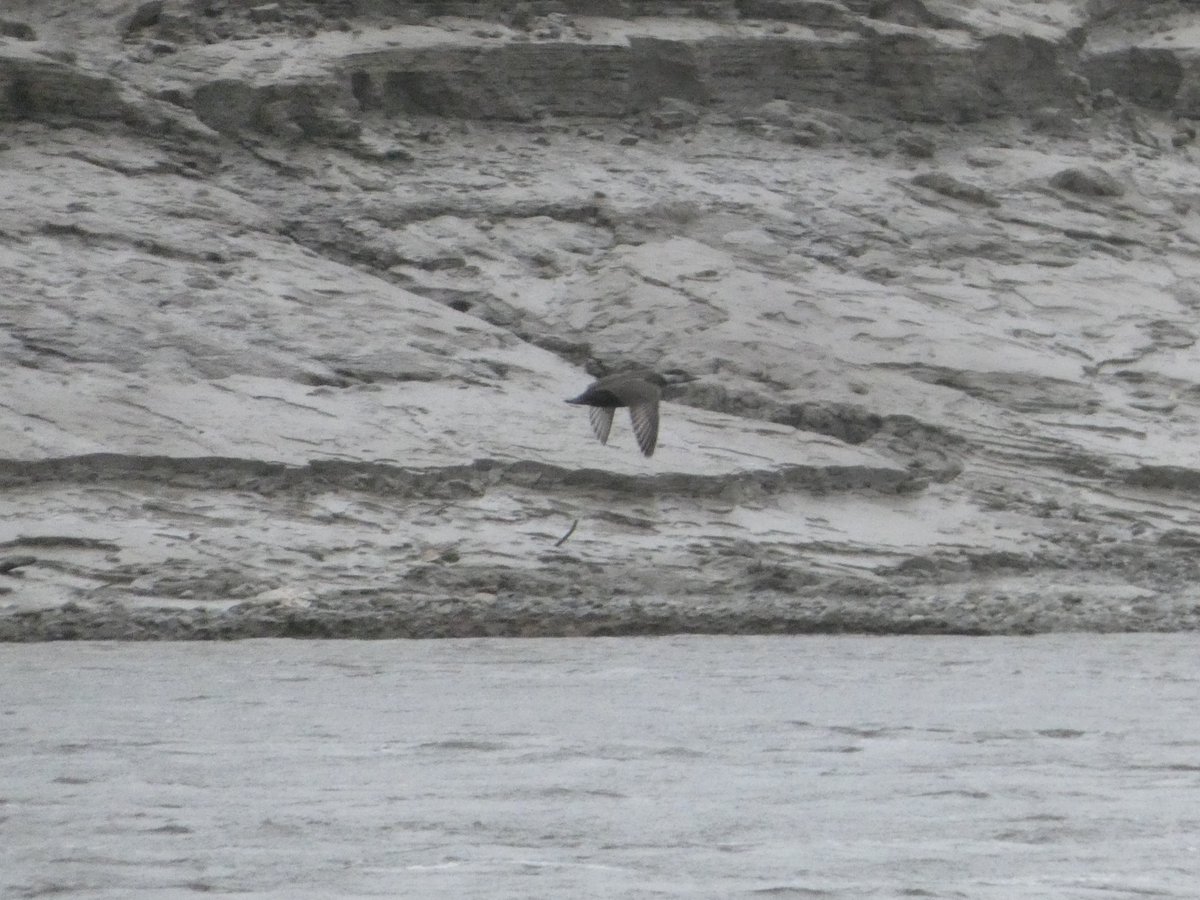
[567,370,693,457]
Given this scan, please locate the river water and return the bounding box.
[2,635,1198,899]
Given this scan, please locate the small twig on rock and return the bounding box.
[554,519,579,547]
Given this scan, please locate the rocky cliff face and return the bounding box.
[4,0,1200,638]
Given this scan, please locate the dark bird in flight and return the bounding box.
[566,370,693,457]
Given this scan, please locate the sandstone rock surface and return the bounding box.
[4,0,1200,638]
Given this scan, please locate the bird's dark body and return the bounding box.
[571,387,623,408]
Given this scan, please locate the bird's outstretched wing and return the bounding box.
[628,401,659,457]
[588,406,615,445]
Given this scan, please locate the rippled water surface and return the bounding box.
[3,635,1198,898]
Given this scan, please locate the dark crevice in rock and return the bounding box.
[5,73,35,118]
[121,1,164,38]
[280,200,609,263]
[324,366,441,385]
[13,336,87,364]
[1081,47,1184,111]
[866,0,956,30]
[1048,165,1125,197]
[0,58,126,122]
[191,78,361,140]
[895,363,1103,414]
[910,171,1000,207]
[0,20,37,41]
[0,536,120,552]
[1123,465,1200,493]
[5,579,1198,640]
[37,221,228,263]
[679,382,887,443]
[671,381,968,480]
[771,401,886,444]
[0,453,925,499]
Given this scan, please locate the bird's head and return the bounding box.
[656,368,698,387]
[646,368,698,398]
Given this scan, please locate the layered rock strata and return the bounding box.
[4,0,1200,637]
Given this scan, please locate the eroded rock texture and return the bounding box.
[4,0,1200,637]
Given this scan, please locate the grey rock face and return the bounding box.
[3,1,1200,638]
